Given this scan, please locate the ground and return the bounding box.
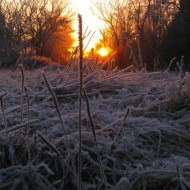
[0,64,190,189]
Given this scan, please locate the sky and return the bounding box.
[71,0,104,50]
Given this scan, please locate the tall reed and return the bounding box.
[78,14,83,190]
[19,64,24,124]
[83,88,107,188]
[43,72,72,156]
[24,87,31,164]
[0,92,8,144]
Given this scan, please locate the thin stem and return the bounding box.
[84,31,96,51]
[113,109,129,146]
[37,132,78,179]
[43,72,72,157]
[0,92,8,144]
[19,64,24,124]
[0,119,37,135]
[25,87,31,163]
[78,14,83,190]
[83,88,107,188]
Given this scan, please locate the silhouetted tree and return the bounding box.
[43,20,75,63]
[25,0,74,56]
[162,0,190,70]
[0,6,19,67]
[0,11,6,54]
[0,0,74,67]
[93,0,179,70]
[92,0,139,68]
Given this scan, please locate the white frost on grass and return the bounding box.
[0,66,190,189]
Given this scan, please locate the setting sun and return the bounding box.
[98,47,108,57]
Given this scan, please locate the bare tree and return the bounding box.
[0,0,74,66]
[128,0,179,69]
[92,0,133,67]
[92,0,179,70]
[0,0,23,66]
[43,20,75,63]
[25,0,74,55]
[161,0,190,70]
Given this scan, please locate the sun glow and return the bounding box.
[98,47,109,57]
[71,0,104,50]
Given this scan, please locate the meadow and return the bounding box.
[0,61,190,189]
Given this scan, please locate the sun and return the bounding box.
[98,47,108,57]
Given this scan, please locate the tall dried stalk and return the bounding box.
[83,88,107,188]
[14,64,25,143]
[43,72,72,157]
[19,64,24,124]
[25,87,31,163]
[63,26,90,71]
[78,14,83,190]
[84,31,96,51]
[37,132,77,178]
[165,57,176,72]
[0,92,8,144]
[113,109,129,146]
[0,120,37,135]
[37,132,87,190]
[105,109,129,174]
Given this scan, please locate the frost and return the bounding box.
[0,67,190,189]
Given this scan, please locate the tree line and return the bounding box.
[0,0,74,67]
[0,0,190,70]
[93,0,190,71]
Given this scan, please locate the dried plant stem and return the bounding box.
[165,57,176,72]
[0,119,37,135]
[63,26,90,71]
[14,64,24,142]
[84,31,96,51]
[83,88,107,187]
[157,131,162,155]
[19,64,24,124]
[37,132,78,180]
[78,14,83,190]
[105,109,129,167]
[25,87,31,163]
[43,72,72,156]
[0,92,8,144]
[113,109,129,146]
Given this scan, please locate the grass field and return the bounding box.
[0,63,190,189]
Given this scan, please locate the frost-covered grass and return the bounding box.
[0,64,190,190]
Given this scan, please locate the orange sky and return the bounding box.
[71,0,104,50]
